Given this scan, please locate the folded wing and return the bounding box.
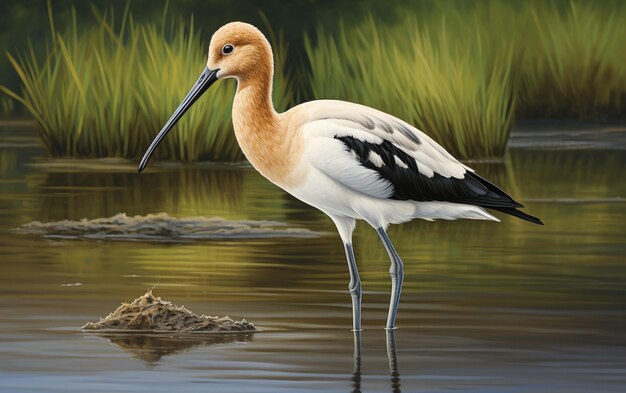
[300,100,543,224]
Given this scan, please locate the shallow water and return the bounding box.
[0,124,625,392]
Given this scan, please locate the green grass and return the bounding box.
[2,1,625,161]
[305,12,516,159]
[516,1,626,118]
[0,96,15,117]
[0,6,292,161]
[305,1,626,159]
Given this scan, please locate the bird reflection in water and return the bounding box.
[352,330,362,393]
[386,330,401,393]
[352,330,401,393]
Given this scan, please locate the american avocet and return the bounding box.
[138,22,542,331]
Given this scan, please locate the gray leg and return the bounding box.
[328,215,360,331]
[344,243,362,332]
[376,228,404,330]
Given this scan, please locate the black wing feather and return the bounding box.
[335,136,543,225]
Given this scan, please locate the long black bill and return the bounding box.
[138,67,219,172]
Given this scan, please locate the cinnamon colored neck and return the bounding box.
[229,64,306,188]
[232,69,279,135]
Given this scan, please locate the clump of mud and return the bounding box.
[82,291,256,333]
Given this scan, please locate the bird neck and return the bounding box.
[232,66,279,139]
[231,64,301,186]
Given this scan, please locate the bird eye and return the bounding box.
[221,44,234,55]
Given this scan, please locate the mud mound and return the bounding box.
[15,212,321,241]
[82,291,256,333]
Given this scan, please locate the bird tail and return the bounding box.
[490,207,544,225]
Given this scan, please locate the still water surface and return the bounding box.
[0,124,625,392]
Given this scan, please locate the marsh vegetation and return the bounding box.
[307,1,626,158]
[1,7,292,161]
[2,1,625,161]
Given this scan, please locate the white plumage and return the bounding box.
[289,100,498,228]
[305,100,470,178]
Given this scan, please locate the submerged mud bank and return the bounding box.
[509,126,626,150]
[83,291,256,333]
[14,212,322,241]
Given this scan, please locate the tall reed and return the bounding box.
[305,1,626,159]
[3,1,625,162]
[305,13,516,160]
[1,6,292,161]
[516,1,626,118]
[0,96,14,117]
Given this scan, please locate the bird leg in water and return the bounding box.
[376,228,405,330]
[343,243,362,331]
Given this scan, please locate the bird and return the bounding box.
[138,22,542,331]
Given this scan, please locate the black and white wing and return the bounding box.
[300,100,542,224]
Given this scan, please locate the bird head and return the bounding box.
[138,22,271,172]
[207,22,273,81]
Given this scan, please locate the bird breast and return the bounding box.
[232,116,306,189]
